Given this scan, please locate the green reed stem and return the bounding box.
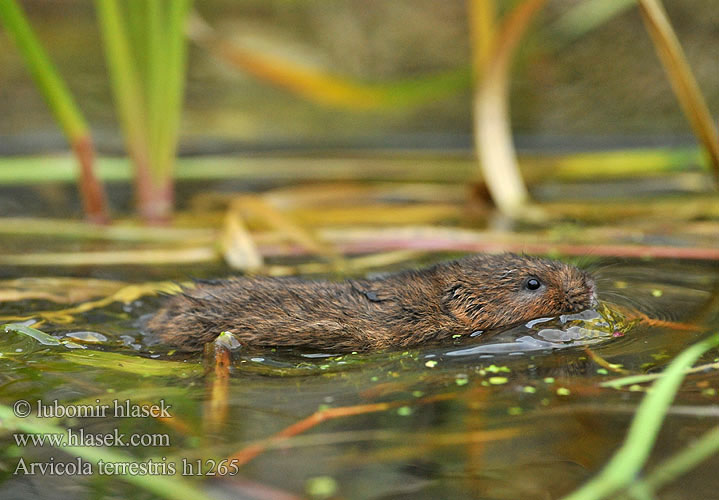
[562,333,719,500]
[147,0,164,179]
[0,0,86,139]
[0,147,705,185]
[94,0,191,223]
[0,0,109,223]
[95,0,191,223]
[124,0,148,83]
[95,0,150,174]
[157,0,191,182]
[625,426,719,499]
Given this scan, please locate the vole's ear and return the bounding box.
[442,284,462,302]
[349,281,394,303]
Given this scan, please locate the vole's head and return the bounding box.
[442,254,596,331]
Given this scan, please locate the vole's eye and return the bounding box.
[525,278,541,291]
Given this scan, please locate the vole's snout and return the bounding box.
[560,272,597,314]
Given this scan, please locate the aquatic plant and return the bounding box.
[96,0,192,223]
[0,0,109,224]
[562,333,719,500]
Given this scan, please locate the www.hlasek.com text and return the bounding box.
[14,428,171,448]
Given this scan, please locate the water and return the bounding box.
[0,255,717,499]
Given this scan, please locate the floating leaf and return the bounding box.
[0,281,187,323]
[3,323,61,346]
[0,277,128,304]
[59,350,202,377]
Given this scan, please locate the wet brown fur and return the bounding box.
[145,254,596,352]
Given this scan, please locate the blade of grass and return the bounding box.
[237,195,343,265]
[624,426,719,499]
[0,281,185,323]
[146,0,165,181]
[0,277,127,304]
[637,0,719,184]
[0,148,705,185]
[288,203,464,226]
[96,0,186,223]
[600,360,719,389]
[0,217,214,243]
[0,228,717,268]
[583,346,631,374]
[0,247,218,268]
[59,350,202,377]
[561,333,719,500]
[157,0,191,183]
[124,0,149,83]
[0,0,109,224]
[3,323,61,346]
[0,1,86,141]
[187,12,469,111]
[468,0,496,76]
[265,250,422,277]
[95,0,156,221]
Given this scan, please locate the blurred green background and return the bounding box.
[2,0,717,154]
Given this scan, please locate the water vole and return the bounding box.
[145,254,597,352]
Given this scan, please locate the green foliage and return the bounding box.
[0,0,88,139]
[96,0,192,221]
[562,333,719,500]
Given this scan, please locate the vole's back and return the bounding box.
[145,277,397,351]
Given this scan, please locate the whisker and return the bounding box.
[599,290,682,323]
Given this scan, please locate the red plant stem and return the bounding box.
[227,401,400,467]
[131,147,173,225]
[71,135,109,224]
[226,393,457,467]
[614,305,700,331]
[204,343,231,432]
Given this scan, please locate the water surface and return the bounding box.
[0,256,717,499]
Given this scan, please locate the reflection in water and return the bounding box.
[444,309,616,357]
[0,259,717,499]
